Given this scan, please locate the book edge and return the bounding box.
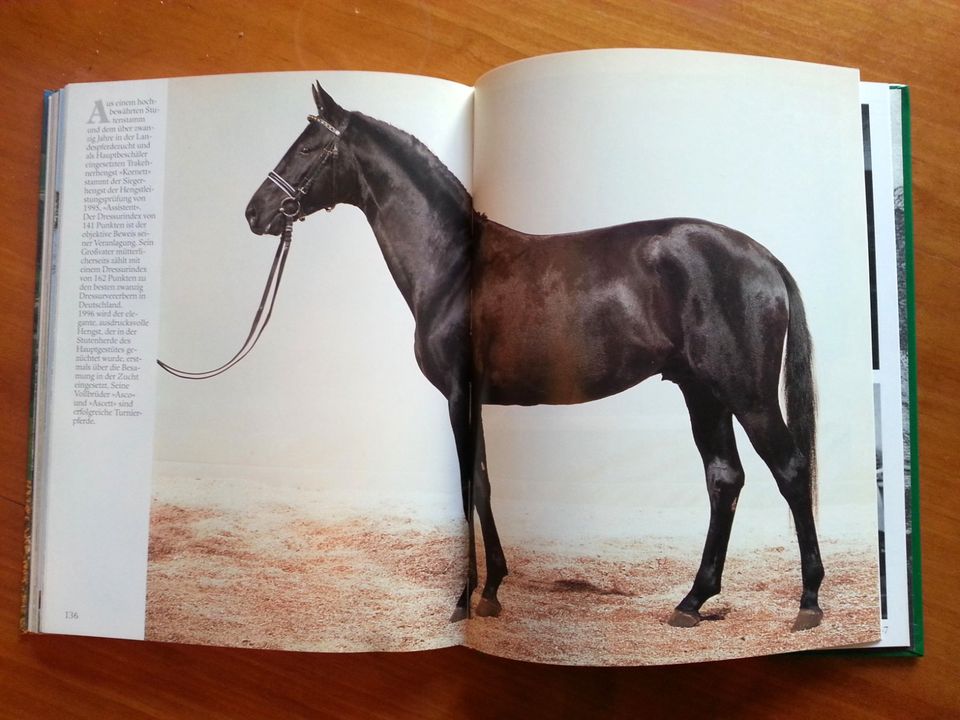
[897,84,923,658]
[21,90,55,634]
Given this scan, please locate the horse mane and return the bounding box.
[351,112,473,219]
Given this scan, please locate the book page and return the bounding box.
[35,79,169,639]
[467,50,879,665]
[35,72,474,652]
[855,83,917,651]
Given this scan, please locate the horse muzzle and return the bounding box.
[245,200,286,236]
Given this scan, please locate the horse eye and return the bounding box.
[299,145,311,155]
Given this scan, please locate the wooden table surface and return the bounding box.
[1,2,957,717]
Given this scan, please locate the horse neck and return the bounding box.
[343,115,474,324]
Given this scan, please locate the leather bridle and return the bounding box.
[266,113,342,219]
[157,114,345,380]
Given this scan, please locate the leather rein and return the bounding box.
[157,114,342,380]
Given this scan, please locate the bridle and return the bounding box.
[157,113,345,380]
[266,114,343,218]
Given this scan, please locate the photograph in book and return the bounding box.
[147,72,475,652]
[464,51,881,664]
[141,53,882,665]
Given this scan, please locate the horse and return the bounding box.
[244,82,825,633]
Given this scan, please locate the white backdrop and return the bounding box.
[473,50,877,546]
[155,72,472,499]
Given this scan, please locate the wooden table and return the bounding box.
[1,2,957,717]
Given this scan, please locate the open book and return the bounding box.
[26,50,921,665]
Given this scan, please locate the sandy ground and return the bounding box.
[145,501,465,652]
[145,481,879,664]
[465,538,879,665]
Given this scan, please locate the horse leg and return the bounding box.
[473,408,508,617]
[448,389,476,622]
[735,405,824,631]
[447,395,507,620]
[451,488,477,622]
[669,380,745,628]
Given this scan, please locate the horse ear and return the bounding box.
[312,81,343,121]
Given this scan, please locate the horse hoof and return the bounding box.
[449,605,469,623]
[791,608,823,632]
[475,597,502,618]
[668,609,701,628]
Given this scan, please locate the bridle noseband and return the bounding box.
[157,113,346,380]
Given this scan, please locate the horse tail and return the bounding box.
[778,262,818,512]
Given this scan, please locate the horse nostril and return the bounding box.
[245,203,258,228]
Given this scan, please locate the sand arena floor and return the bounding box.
[145,488,878,664]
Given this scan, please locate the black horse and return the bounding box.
[245,83,824,632]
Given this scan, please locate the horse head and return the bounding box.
[245,82,351,236]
